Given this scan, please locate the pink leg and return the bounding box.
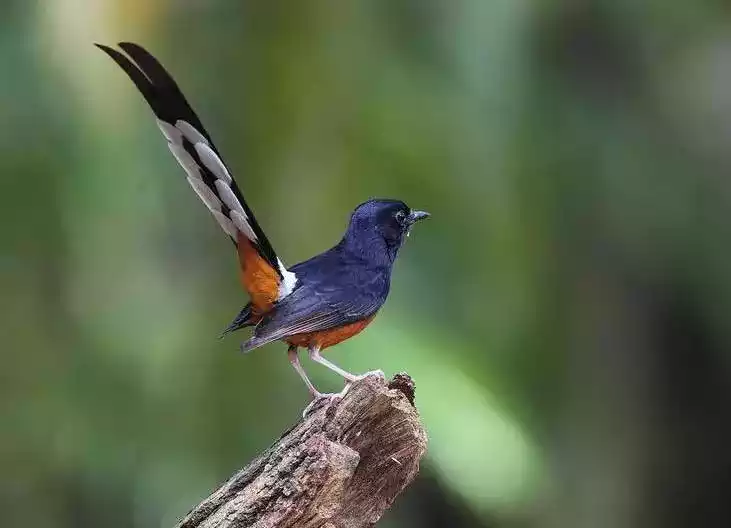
[288,345,320,397]
[308,345,358,382]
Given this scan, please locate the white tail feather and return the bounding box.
[230,210,258,241]
[211,210,237,238]
[195,143,232,183]
[168,143,200,180]
[157,117,293,294]
[157,119,182,143]
[176,120,209,146]
[187,177,222,212]
[214,179,244,215]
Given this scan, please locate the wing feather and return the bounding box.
[241,275,383,351]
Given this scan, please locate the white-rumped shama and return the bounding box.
[96,43,429,398]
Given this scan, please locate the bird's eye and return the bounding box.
[394,210,406,223]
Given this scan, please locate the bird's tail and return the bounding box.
[96,42,298,314]
[220,304,255,338]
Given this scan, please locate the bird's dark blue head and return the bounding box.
[339,199,430,264]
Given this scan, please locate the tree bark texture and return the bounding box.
[176,372,427,528]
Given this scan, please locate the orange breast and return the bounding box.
[237,234,280,315]
[286,315,376,350]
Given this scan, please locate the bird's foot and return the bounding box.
[302,391,343,418]
[345,369,386,384]
[301,372,385,418]
[339,370,386,398]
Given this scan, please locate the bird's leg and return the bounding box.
[288,345,321,397]
[292,345,344,417]
[307,345,359,382]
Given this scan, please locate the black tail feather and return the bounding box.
[220,304,255,338]
[95,42,283,274]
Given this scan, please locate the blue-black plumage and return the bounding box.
[96,43,430,399]
[243,200,430,351]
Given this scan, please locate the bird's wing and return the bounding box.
[242,274,384,351]
[95,43,296,313]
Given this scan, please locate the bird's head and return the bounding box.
[341,199,430,262]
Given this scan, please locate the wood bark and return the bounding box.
[176,372,427,528]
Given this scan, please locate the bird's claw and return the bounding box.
[302,392,342,418]
[345,369,386,384]
[337,370,386,399]
[301,371,385,418]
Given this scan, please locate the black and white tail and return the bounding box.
[96,43,296,301]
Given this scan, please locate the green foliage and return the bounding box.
[3,2,731,527]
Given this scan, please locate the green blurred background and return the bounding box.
[3,1,731,527]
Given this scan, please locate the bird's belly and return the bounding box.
[286,315,376,350]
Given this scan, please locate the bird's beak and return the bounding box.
[406,210,430,225]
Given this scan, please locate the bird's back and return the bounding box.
[243,245,392,351]
[96,42,429,395]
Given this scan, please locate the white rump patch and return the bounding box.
[176,120,209,146]
[277,259,297,298]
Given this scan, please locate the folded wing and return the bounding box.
[241,274,384,351]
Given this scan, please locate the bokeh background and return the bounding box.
[3,1,731,527]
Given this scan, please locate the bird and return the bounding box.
[95,42,430,400]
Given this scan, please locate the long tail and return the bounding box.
[96,43,297,312]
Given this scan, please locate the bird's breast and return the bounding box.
[286,314,377,350]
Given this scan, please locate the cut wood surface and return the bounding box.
[176,372,427,528]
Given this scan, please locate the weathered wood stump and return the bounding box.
[176,373,427,528]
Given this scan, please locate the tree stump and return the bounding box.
[176,372,427,528]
